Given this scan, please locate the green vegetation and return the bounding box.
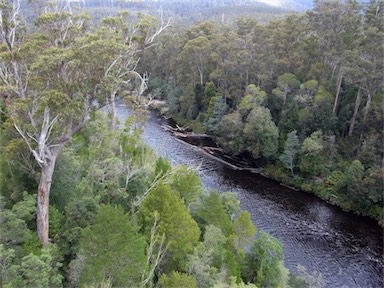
[1,105,303,286]
[0,0,381,286]
[144,0,384,225]
[0,1,316,286]
[78,205,146,287]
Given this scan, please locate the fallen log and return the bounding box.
[173,138,261,173]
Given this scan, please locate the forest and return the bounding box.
[0,0,382,287]
[140,0,383,226]
[0,0,323,287]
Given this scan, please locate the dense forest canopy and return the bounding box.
[0,0,382,287]
[140,0,383,225]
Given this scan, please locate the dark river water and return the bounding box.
[117,105,383,288]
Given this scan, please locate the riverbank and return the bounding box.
[149,103,383,227]
[122,104,384,287]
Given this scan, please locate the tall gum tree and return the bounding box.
[345,0,383,137]
[5,11,113,244]
[100,12,171,129]
[0,1,169,245]
[309,0,361,116]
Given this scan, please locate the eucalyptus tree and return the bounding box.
[309,0,361,116]
[0,1,169,245]
[178,21,218,87]
[99,12,171,129]
[209,30,238,98]
[345,0,383,136]
[0,0,27,100]
[272,73,300,107]
[1,4,98,245]
[180,35,212,86]
[265,13,310,81]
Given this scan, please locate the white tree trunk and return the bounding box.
[110,90,117,130]
[37,154,58,245]
[14,107,65,245]
[290,161,294,177]
[363,91,372,122]
[197,64,204,86]
[332,70,343,116]
[283,89,288,106]
[348,87,362,137]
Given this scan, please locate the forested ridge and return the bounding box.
[0,0,327,287]
[141,0,384,226]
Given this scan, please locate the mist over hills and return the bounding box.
[63,0,313,23]
[70,0,313,11]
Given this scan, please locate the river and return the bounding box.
[117,105,383,288]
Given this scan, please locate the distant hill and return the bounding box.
[66,0,299,23]
[68,0,313,11]
[21,0,316,25]
[276,0,313,11]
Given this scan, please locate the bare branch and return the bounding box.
[145,11,172,46]
[141,214,167,287]
[132,171,170,209]
[130,70,148,103]
[14,122,44,165]
[0,0,21,52]
[46,115,59,142]
[26,132,39,143]
[105,56,123,77]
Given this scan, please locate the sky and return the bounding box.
[256,0,284,7]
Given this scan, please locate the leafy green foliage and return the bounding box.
[187,225,227,288]
[170,165,203,210]
[159,271,198,288]
[10,192,36,225]
[220,191,240,218]
[217,111,245,155]
[79,205,146,287]
[233,211,257,250]
[0,199,28,249]
[207,96,228,135]
[243,106,279,159]
[179,84,199,119]
[299,131,324,176]
[143,0,383,224]
[279,130,300,176]
[196,191,233,236]
[0,130,37,206]
[0,244,17,285]
[238,85,267,114]
[64,197,100,231]
[242,232,286,288]
[50,147,82,211]
[49,205,64,242]
[139,184,201,272]
[296,264,325,288]
[202,81,218,111]
[155,157,172,177]
[4,245,63,288]
[4,1,383,286]
[272,73,300,106]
